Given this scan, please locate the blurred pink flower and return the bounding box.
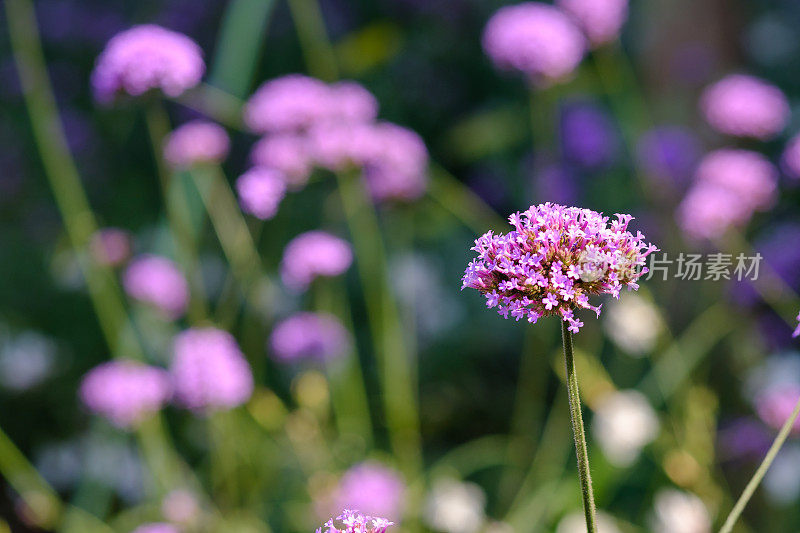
[250,134,313,188]
[482,2,585,84]
[132,524,179,533]
[780,133,800,180]
[236,168,286,220]
[556,0,628,47]
[280,231,353,291]
[164,120,230,169]
[700,74,789,140]
[794,312,800,338]
[756,384,800,433]
[79,361,171,428]
[90,228,131,267]
[269,312,351,362]
[162,490,200,524]
[333,463,405,522]
[170,328,253,411]
[123,255,189,319]
[91,25,204,103]
[677,149,777,240]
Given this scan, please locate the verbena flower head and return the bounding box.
[462,203,657,332]
[164,121,230,169]
[132,524,179,533]
[677,149,777,240]
[79,361,171,428]
[170,328,253,411]
[700,74,789,140]
[236,167,286,220]
[123,255,189,319]
[317,510,394,533]
[244,76,377,134]
[556,0,628,47]
[269,312,351,362]
[780,133,800,180]
[91,25,204,103]
[250,134,313,189]
[334,463,405,521]
[756,384,800,433]
[281,231,353,291]
[482,2,586,85]
[90,227,131,267]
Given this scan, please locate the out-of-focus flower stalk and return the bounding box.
[335,170,422,480]
[5,0,190,505]
[143,103,209,323]
[720,395,800,533]
[286,0,339,82]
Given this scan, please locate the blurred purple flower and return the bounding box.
[280,231,353,291]
[91,24,205,103]
[361,123,429,202]
[636,126,701,189]
[482,2,586,85]
[236,168,286,220]
[164,121,230,169]
[90,228,131,267]
[756,384,800,433]
[462,203,657,331]
[123,255,189,319]
[334,463,405,521]
[718,419,772,460]
[780,133,800,181]
[734,223,800,308]
[170,328,253,411]
[132,524,179,533]
[700,74,789,140]
[560,101,618,169]
[79,361,172,428]
[794,312,800,338]
[250,134,313,189]
[677,149,777,240]
[269,312,351,362]
[556,0,628,47]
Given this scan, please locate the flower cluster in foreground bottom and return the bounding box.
[317,510,393,533]
[462,203,657,332]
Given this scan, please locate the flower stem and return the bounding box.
[719,395,800,533]
[561,321,597,533]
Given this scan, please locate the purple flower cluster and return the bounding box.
[79,361,171,428]
[482,2,586,85]
[677,149,777,240]
[269,312,351,362]
[123,255,190,320]
[241,74,428,204]
[700,75,789,140]
[91,25,204,103]
[280,231,353,291]
[170,328,254,411]
[462,203,657,332]
[164,121,230,169]
[556,0,628,47]
[756,384,800,433]
[781,133,800,181]
[236,168,287,220]
[334,463,405,521]
[317,510,393,533]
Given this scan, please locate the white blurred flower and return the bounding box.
[763,444,800,505]
[162,489,201,524]
[650,489,711,533]
[0,330,58,391]
[744,352,800,401]
[603,293,662,356]
[592,390,659,467]
[424,479,486,533]
[556,510,621,533]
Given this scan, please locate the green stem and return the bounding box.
[561,321,597,533]
[719,396,800,533]
[286,0,339,81]
[335,170,422,478]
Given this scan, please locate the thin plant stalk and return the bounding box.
[285,0,339,81]
[561,321,598,533]
[719,396,800,533]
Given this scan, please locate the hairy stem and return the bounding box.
[561,321,597,533]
